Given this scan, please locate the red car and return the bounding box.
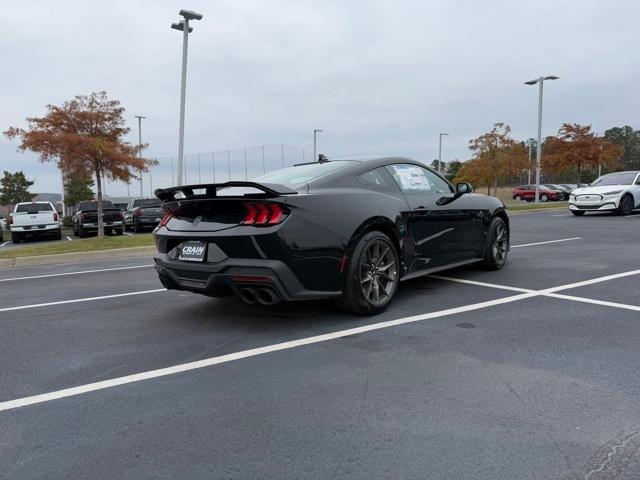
[512,185,561,202]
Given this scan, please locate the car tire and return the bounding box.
[571,210,585,216]
[78,226,86,238]
[336,231,400,315]
[480,217,509,271]
[514,195,521,201]
[134,222,142,233]
[53,228,62,240]
[540,194,548,202]
[617,194,634,216]
[115,228,123,235]
[11,232,21,243]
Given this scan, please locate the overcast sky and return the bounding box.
[2,0,639,196]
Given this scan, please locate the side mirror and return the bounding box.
[456,182,472,195]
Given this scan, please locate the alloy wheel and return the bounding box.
[491,222,508,266]
[359,239,398,307]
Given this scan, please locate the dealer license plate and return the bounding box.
[179,241,207,262]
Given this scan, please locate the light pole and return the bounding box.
[438,133,449,174]
[524,75,559,203]
[134,115,146,197]
[527,139,533,185]
[172,9,203,186]
[313,129,323,162]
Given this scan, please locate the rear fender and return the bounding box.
[347,216,403,263]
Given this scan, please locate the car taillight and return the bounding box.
[134,208,142,217]
[158,213,172,227]
[242,203,286,226]
[117,211,123,219]
[80,213,85,222]
[53,212,59,221]
[8,215,13,225]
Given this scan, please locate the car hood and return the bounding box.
[572,185,629,195]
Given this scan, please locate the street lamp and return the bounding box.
[313,129,323,162]
[134,115,146,197]
[172,9,203,186]
[438,133,449,174]
[524,75,559,204]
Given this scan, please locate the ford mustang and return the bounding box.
[153,157,509,315]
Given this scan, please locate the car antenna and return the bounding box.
[317,153,329,163]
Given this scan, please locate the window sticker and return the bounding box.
[393,165,430,190]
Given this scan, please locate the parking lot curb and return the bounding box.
[0,246,157,269]
[508,206,567,215]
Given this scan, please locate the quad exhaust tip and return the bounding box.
[237,286,280,305]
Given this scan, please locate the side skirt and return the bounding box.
[400,257,483,282]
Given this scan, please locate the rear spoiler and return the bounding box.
[154,181,298,202]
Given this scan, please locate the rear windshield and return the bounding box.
[78,201,115,210]
[591,172,638,186]
[133,199,162,208]
[254,161,354,187]
[15,203,52,213]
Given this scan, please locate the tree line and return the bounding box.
[450,123,639,194]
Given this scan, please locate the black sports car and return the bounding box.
[153,157,509,314]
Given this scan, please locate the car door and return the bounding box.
[386,163,478,270]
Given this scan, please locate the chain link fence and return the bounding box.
[104,143,312,198]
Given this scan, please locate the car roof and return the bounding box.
[602,170,640,176]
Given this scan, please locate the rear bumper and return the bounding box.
[11,223,59,232]
[81,221,123,230]
[154,253,341,302]
[136,217,161,225]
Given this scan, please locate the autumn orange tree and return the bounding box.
[455,123,527,194]
[5,91,156,236]
[544,124,622,184]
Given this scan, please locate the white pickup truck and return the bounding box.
[9,201,61,243]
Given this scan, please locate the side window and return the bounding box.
[386,164,452,194]
[635,176,640,185]
[357,167,397,191]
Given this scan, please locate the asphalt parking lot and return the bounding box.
[1,210,639,479]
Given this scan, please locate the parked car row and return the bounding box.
[1,197,163,244]
[512,184,564,202]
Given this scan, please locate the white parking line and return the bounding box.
[511,237,581,248]
[430,275,530,293]
[545,293,640,312]
[433,269,640,311]
[0,291,536,413]
[0,264,154,283]
[2,268,639,413]
[0,288,165,313]
[0,241,10,247]
[66,236,72,241]
[123,232,132,236]
[551,214,571,217]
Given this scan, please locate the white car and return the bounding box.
[568,171,640,216]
